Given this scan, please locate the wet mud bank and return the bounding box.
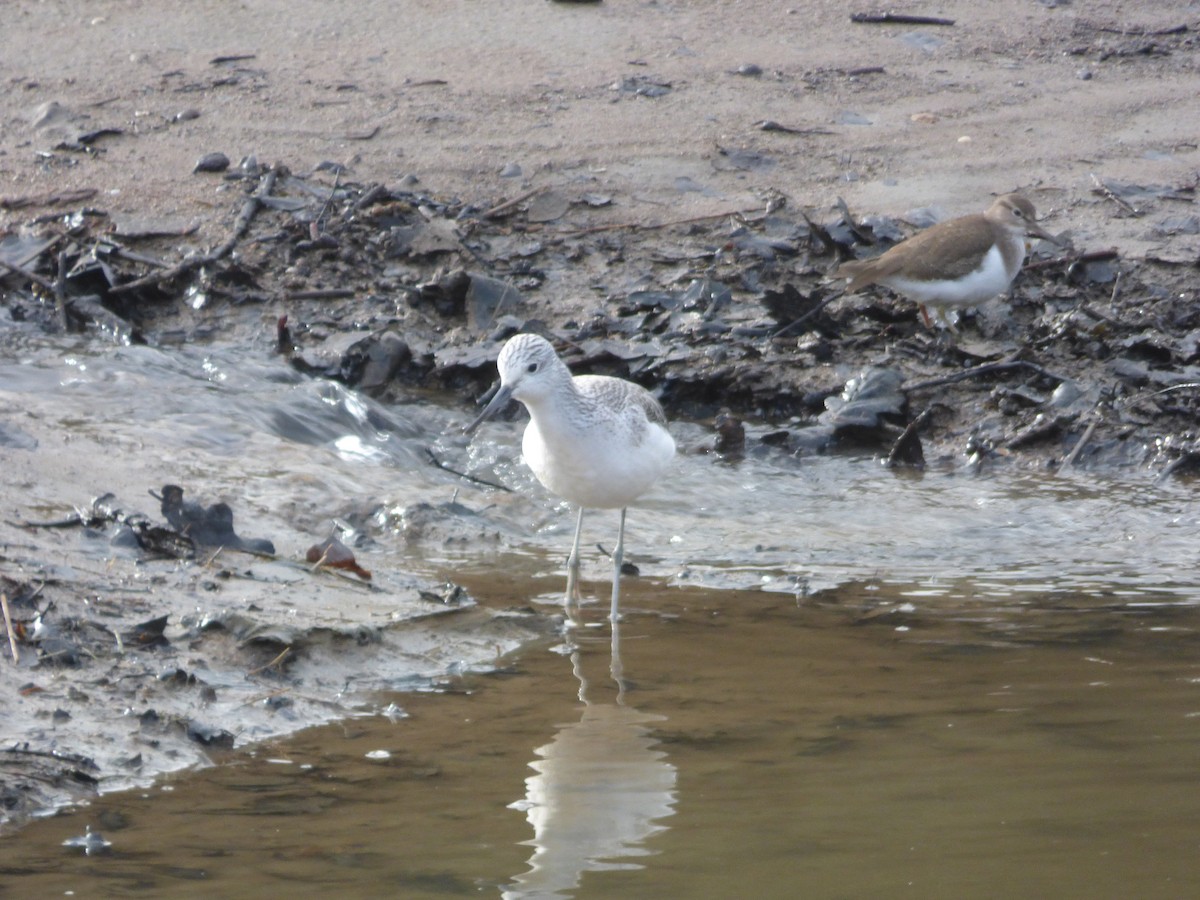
[8,160,1199,473]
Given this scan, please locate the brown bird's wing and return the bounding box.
[838,214,998,291]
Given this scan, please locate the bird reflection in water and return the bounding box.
[503,618,677,899]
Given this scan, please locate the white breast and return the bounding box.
[885,243,1021,309]
[524,412,674,510]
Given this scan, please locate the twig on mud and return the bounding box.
[1089,173,1142,217]
[1,593,19,664]
[54,248,70,331]
[1024,247,1119,272]
[1090,22,1189,37]
[885,407,932,469]
[313,167,342,235]
[247,648,292,677]
[481,187,545,219]
[1060,415,1100,471]
[558,206,765,238]
[850,12,955,26]
[426,447,513,493]
[906,356,1068,392]
[835,196,878,246]
[755,120,837,136]
[0,257,56,291]
[1076,302,1121,327]
[1006,413,1078,450]
[286,288,355,300]
[110,165,280,295]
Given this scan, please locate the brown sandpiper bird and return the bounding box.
[836,193,1061,330]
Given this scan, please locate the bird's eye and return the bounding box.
[526,362,539,374]
[1013,207,1025,218]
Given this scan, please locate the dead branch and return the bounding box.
[0,257,56,291]
[851,12,955,26]
[1023,247,1119,272]
[906,356,1068,392]
[425,447,512,493]
[1,593,19,664]
[886,407,932,469]
[1060,415,1100,471]
[480,187,545,219]
[109,165,280,295]
[1006,413,1078,450]
[1089,173,1142,217]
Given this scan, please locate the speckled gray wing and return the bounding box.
[633,388,668,429]
[839,214,996,289]
[579,376,668,444]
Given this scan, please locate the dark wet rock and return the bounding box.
[124,615,170,649]
[434,341,504,375]
[820,368,907,436]
[885,409,929,469]
[761,284,836,336]
[467,273,525,332]
[193,152,231,173]
[31,622,81,667]
[713,411,746,456]
[325,331,414,394]
[418,583,472,606]
[392,500,497,546]
[387,216,462,257]
[158,667,195,686]
[156,484,275,555]
[186,719,235,748]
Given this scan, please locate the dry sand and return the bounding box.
[2,0,1197,259]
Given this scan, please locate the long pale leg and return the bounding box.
[564,506,585,613]
[610,614,626,702]
[609,507,627,624]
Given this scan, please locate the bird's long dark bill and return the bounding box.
[464,384,514,434]
[1028,221,1064,246]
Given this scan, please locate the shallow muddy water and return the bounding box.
[5,333,1196,602]
[6,578,1200,898]
[3,334,1200,896]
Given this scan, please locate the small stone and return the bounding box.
[193,152,230,174]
